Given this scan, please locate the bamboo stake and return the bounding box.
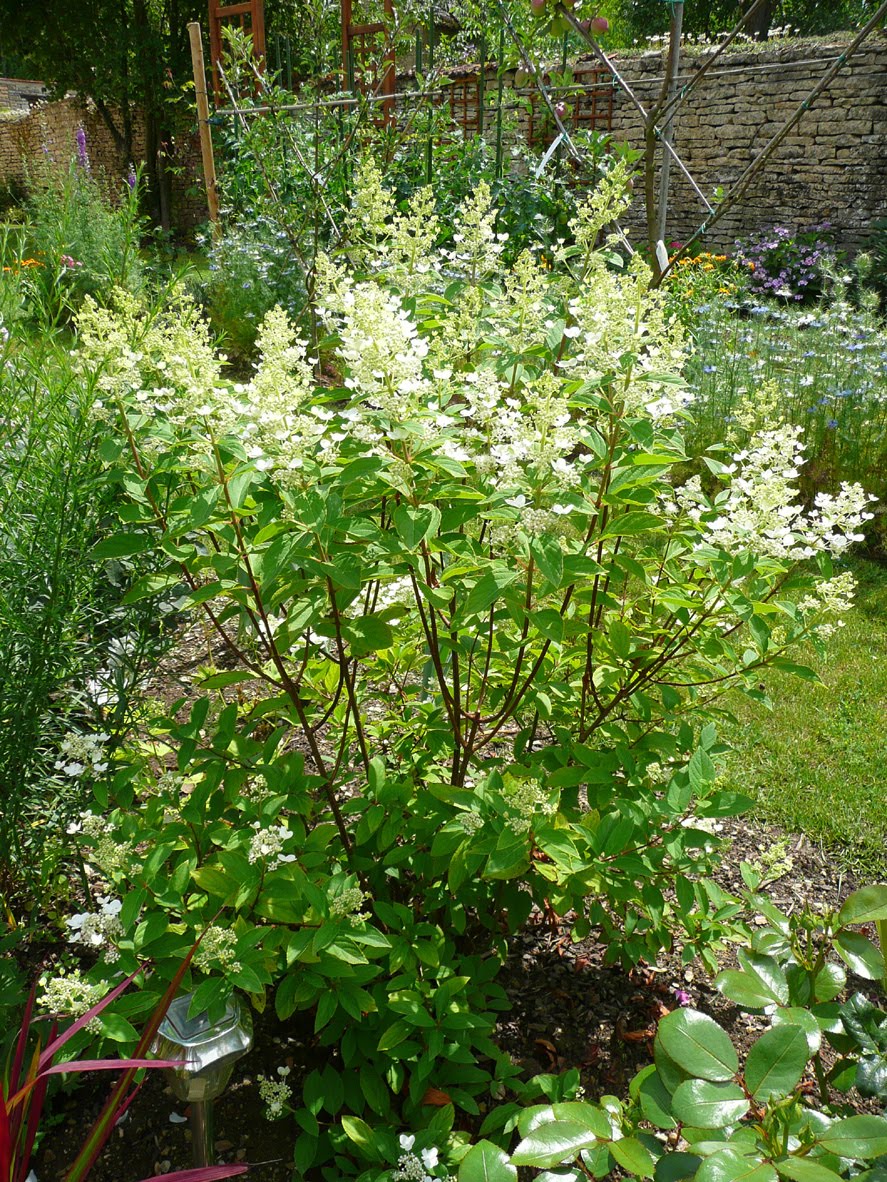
[188,21,221,234]
[654,1,684,259]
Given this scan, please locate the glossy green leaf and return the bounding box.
[549,1103,611,1138]
[745,1025,809,1102]
[655,1153,703,1182]
[817,1115,887,1158]
[510,1120,601,1168]
[838,885,887,927]
[775,1158,844,1182]
[671,1080,748,1128]
[715,970,778,1011]
[771,1008,822,1055]
[813,962,845,1003]
[458,1140,518,1182]
[657,1008,739,1082]
[696,1151,777,1182]
[736,953,790,1006]
[834,931,886,980]
[608,1136,656,1177]
[635,1066,677,1130]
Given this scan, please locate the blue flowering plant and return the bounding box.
[735,222,836,304]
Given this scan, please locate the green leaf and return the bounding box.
[656,1008,739,1082]
[92,533,153,559]
[549,1104,611,1138]
[770,1009,822,1056]
[599,510,661,539]
[458,1140,518,1182]
[745,1025,809,1102]
[696,1153,777,1182]
[737,953,790,1007]
[485,830,530,880]
[775,1159,845,1182]
[838,885,887,927]
[608,1137,656,1177]
[341,1115,384,1162]
[671,1080,749,1128]
[377,1021,412,1052]
[122,572,181,602]
[635,1066,676,1130]
[463,568,518,616]
[715,970,779,1011]
[688,747,717,793]
[813,962,845,1003]
[655,1153,703,1182]
[817,1115,887,1158]
[99,1012,139,1043]
[530,534,564,588]
[343,614,394,656]
[510,1121,601,1168]
[394,503,441,549]
[835,931,886,980]
[531,608,565,643]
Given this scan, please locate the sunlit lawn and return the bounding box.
[721,555,887,876]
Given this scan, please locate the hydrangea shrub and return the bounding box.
[65,165,874,1173]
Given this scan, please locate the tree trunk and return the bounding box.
[746,0,777,41]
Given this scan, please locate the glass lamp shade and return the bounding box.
[152,992,253,1103]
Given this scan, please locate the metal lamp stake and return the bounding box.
[152,993,253,1168]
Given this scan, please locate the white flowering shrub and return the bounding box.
[74,168,874,1174]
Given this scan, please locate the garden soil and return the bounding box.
[35,815,880,1182]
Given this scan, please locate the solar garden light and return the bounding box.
[152,993,253,1167]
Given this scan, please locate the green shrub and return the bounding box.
[62,166,875,1175]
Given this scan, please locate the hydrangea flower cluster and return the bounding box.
[258,1066,292,1119]
[503,775,557,835]
[38,966,104,1032]
[247,821,296,865]
[66,896,124,961]
[393,1135,441,1182]
[55,730,109,779]
[329,886,370,926]
[193,926,242,975]
[667,426,875,561]
[66,810,129,874]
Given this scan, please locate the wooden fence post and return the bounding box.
[188,21,221,234]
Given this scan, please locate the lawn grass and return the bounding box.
[721,555,887,877]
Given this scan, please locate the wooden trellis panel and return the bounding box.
[444,75,481,138]
[526,66,614,149]
[341,0,396,125]
[208,0,267,106]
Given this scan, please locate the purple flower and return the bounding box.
[75,126,90,171]
[672,988,692,1007]
[126,165,137,191]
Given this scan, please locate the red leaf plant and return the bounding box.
[1,945,248,1182]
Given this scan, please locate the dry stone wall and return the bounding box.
[401,37,886,253]
[603,39,887,252]
[0,97,143,195]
